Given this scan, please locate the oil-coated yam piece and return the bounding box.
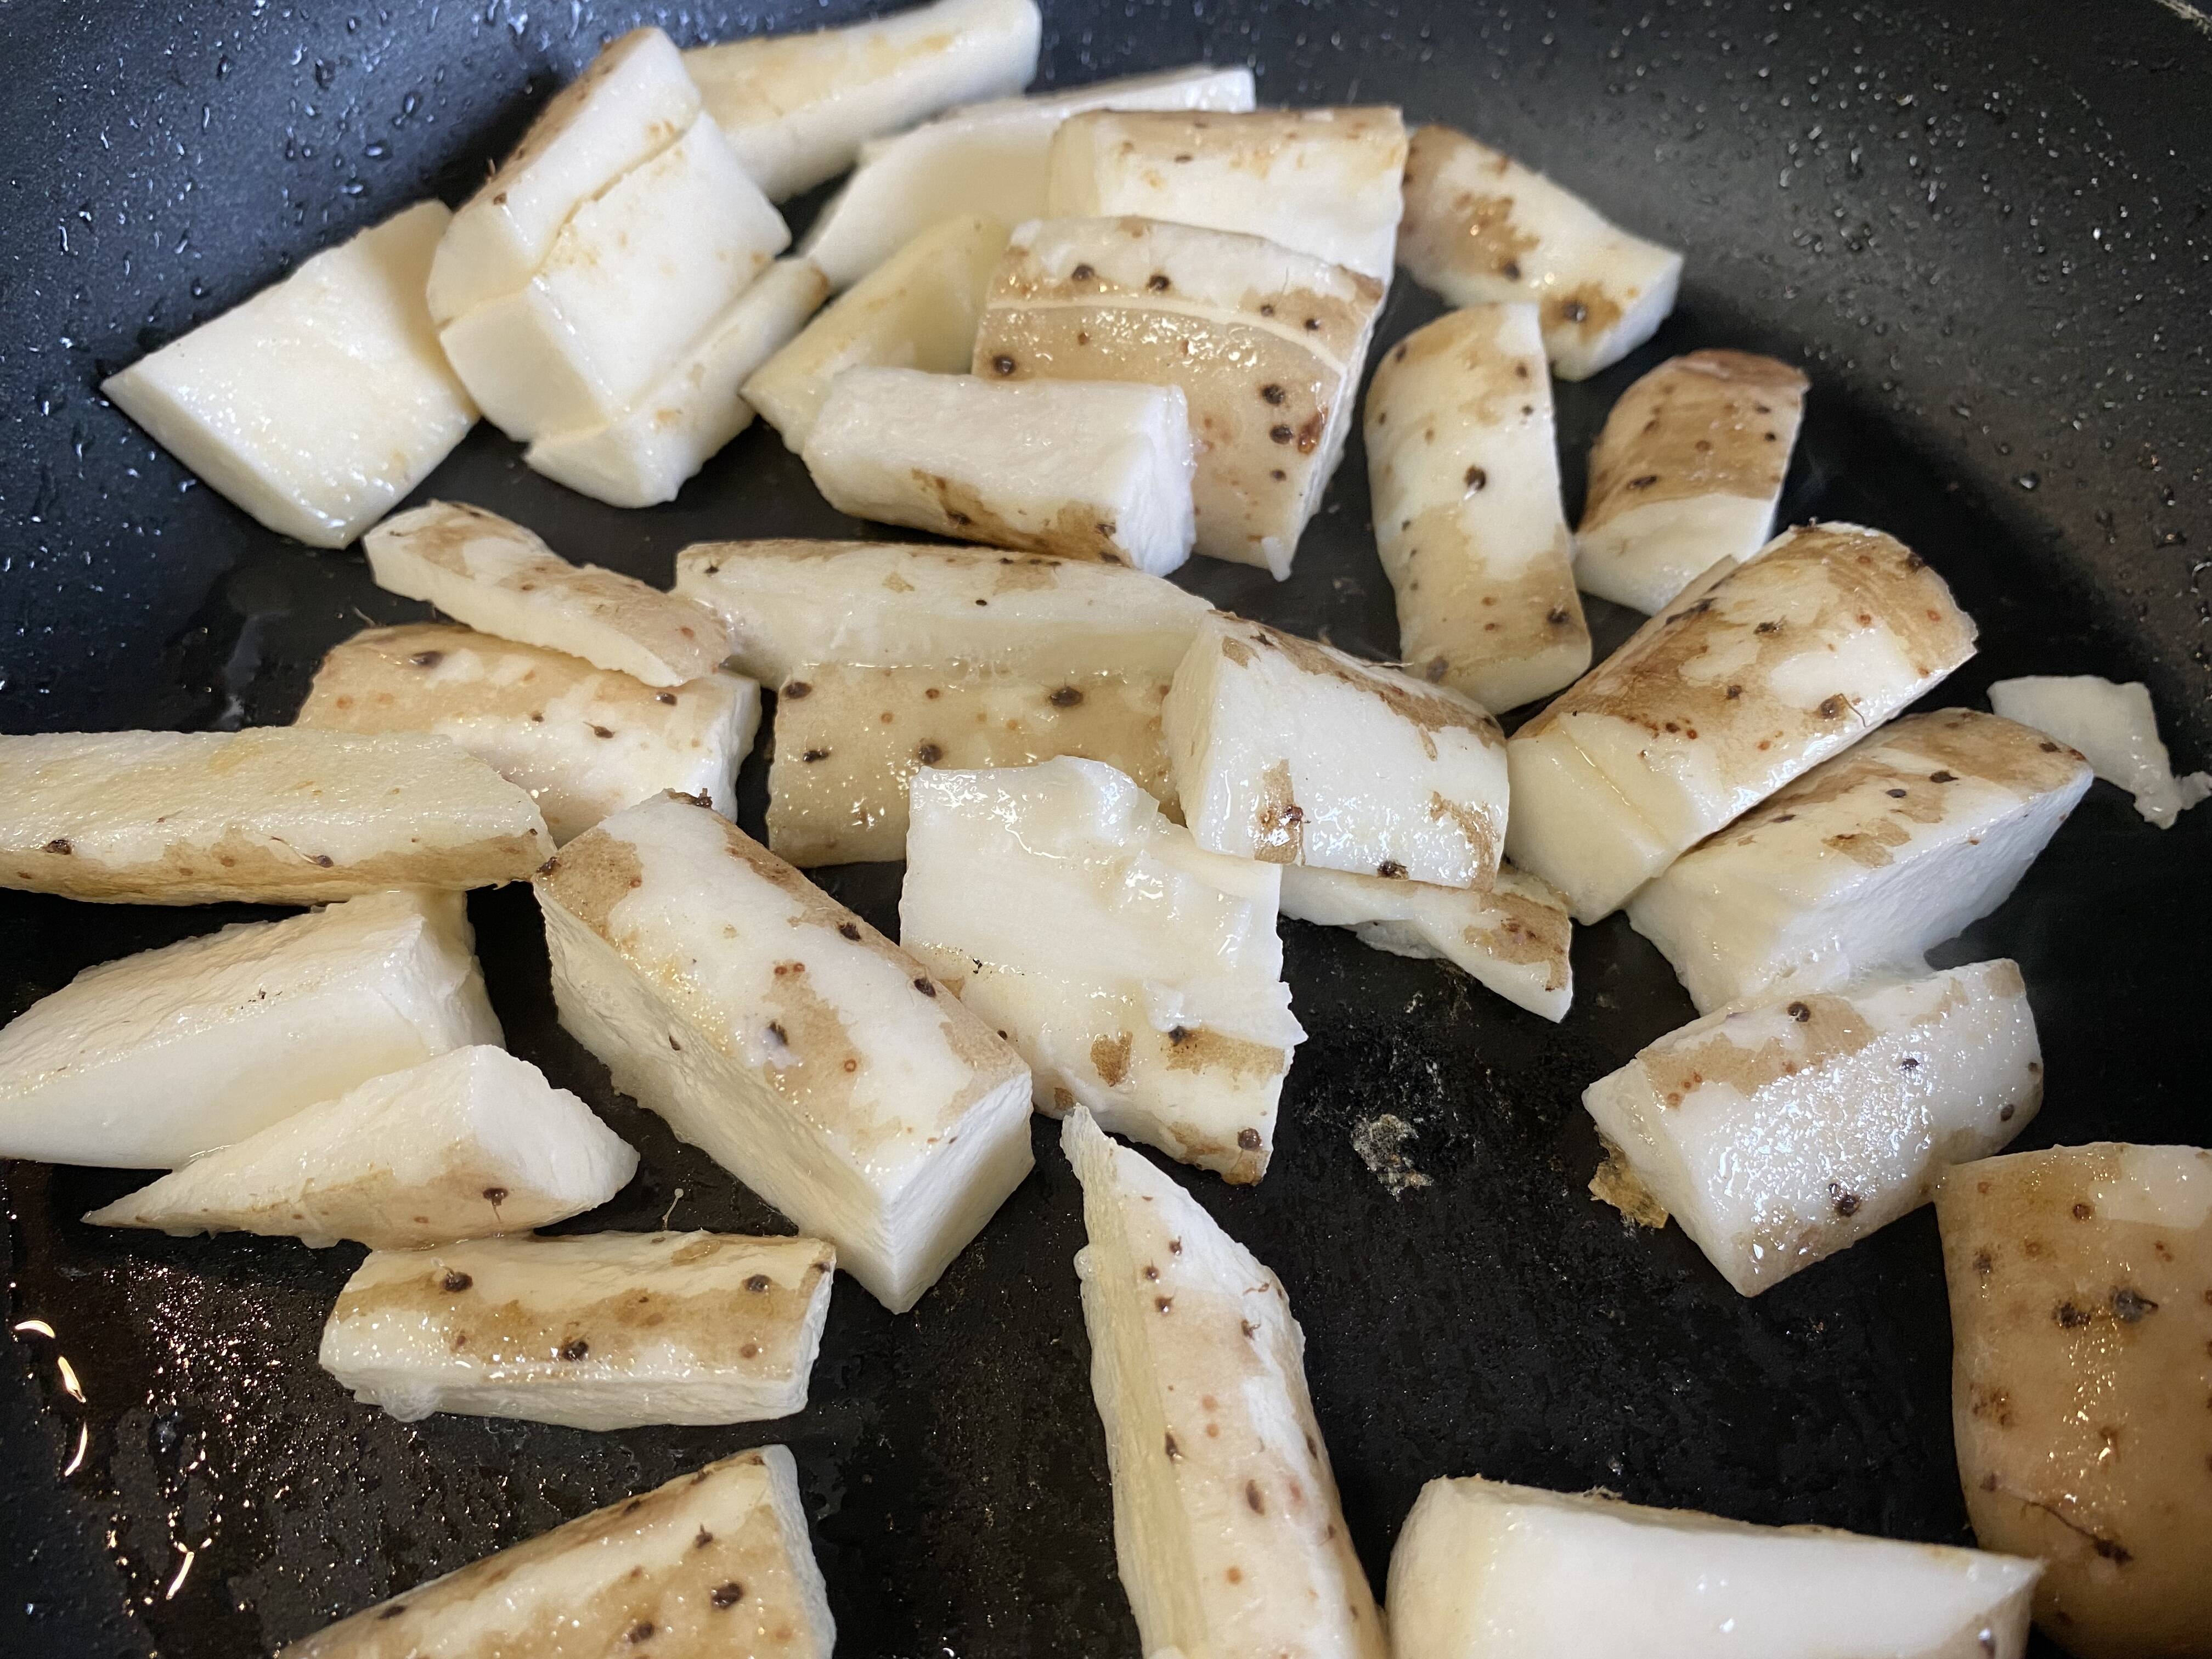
[1989,674,2212,829]
[1364,302,1590,712]
[973,215,1384,578]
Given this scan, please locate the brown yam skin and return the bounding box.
[1582,350,1809,531]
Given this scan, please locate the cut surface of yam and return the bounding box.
[801,367,1197,575]
[1165,611,1509,888]
[1576,349,1811,612]
[1937,1143,2212,1659]
[767,663,1173,866]
[800,63,1257,289]
[0,890,498,1169]
[84,1045,636,1250]
[365,500,729,687]
[1584,960,2040,1297]
[1505,521,1978,923]
[1628,709,2091,1015]
[535,791,1031,1311]
[973,215,1385,578]
[1386,1476,2039,1659]
[524,257,828,507]
[687,0,1043,201]
[0,728,548,904]
[1365,302,1590,712]
[1397,123,1684,380]
[278,1445,833,1658]
[101,201,475,549]
[1987,674,2212,829]
[1062,1109,1385,1656]
[1043,106,1408,283]
[320,1231,835,1429]
[1279,862,1571,1023]
[745,214,1011,452]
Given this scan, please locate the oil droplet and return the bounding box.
[2015,472,2040,490]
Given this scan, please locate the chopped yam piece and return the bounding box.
[1988,674,2212,828]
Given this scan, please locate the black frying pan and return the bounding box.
[3,1,2208,1653]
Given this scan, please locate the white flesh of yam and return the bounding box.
[278,1446,833,1659]
[101,201,475,549]
[535,792,1032,1312]
[801,367,1197,575]
[1397,123,1685,380]
[1505,522,1978,923]
[83,1045,636,1249]
[1583,960,2041,1297]
[686,0,1043,201]
[1062,1108,1386,1657]
[1165,611,1510,888]
[1988,674,2212,829]
[319,1230,834,1429]
[364,500,730,687]
[973,216,1385,578]
[0,890,499,1169]
[1386,1476,2039,1659]
[902,760,1302,1183]
[1364,302,1590,712]
[1576,349,1811,613]
[1628,709,2091,1014]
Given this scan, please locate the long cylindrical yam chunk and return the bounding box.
[1386,1476,2040,1659]
[1584,960,2040,1297]
[0,890,499,1169]
[1937,1143,2212,1658]
[1576,349,1811,611]
[1165,611,1509,888]
[0,729,549,902]
[1062,1109,1385,1656]
[1397,123,1684,380]
[535,792,1032,1312]
[1629,710,2092,1014]
[1364,302,1590,712]
[83,1046,636,1249]
[973,216,1385,578]
[801,368,1197,574]
[278,1445,832,1658]
[902,760,1302,1182]
[319,1231,835,1429]
[1505,522,1978,922]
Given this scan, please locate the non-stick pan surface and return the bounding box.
[2,2,2208,1654]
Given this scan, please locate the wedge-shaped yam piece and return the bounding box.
[101,202,475,549]
[1505,522,1978,922]
[365,501,729,686]
[767,663,1172,866]
[0,729,548,904]
[687,0,1042,200]
[1387,1475,2040,1659]
[1989,674,2212,829]
[1576,349,1811,612]
[802,368,1196,574]
[674,538,1210,684]
[802,63,1257,289]
[83,1045,635,1249]
[320,1231,834,1428]
[279,1445,832,1658]
[438,116,789,442]
[903,760,1302,1182]
[1165,611,1509,888]
[1398,123,1684,380]
[1279,862,1571,1022]
[1063,1108,1384,1654]
[1937,1143,2212,1658]
[745,214,1010,452]
[1365,302,1590,712]
[425,27,701,325]
[1045,107,1408,283]
[1629,710,2091,1015]
[0,890,498,1169]
[536,792,1031,1311]
[524,257,828,507]
[973,216,1384,578]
